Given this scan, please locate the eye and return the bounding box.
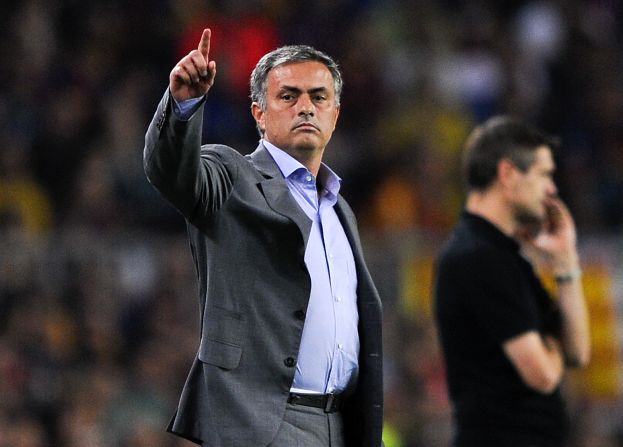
[281,94,294,101]
[313,94,326,102]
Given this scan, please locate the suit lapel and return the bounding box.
[334,196,364,265]
[248,144,312,248]
[250,146,376,306]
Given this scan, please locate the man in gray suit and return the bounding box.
[143,28,383,446]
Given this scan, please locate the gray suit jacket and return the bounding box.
[144,90,383,447]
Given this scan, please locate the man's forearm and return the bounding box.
[556,270,591,367]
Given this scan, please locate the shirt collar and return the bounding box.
[262,139,342,197]
[461,210,521,252]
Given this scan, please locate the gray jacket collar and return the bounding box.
[248,143,312,247]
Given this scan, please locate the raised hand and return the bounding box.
[169,28,217,102]
[527,197,579,272]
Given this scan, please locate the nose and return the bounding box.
[548,179,558,197]
[298,95,314,117]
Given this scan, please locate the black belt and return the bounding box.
[287,392,343,413]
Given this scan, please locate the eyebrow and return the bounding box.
[278,86,329,95]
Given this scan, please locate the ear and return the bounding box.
[497,158,518,189]
[332,104,341,130]
[251,102,265,133]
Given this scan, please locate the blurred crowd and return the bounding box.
[1,0,622,446]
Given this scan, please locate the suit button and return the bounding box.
[284,357,296,367]
[294,310,306,320]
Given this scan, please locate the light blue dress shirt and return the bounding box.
[262,141,359,394]
[173,96,360,394]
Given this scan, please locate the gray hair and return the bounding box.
[250,45,343,112]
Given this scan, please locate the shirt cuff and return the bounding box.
[172,95,204,120]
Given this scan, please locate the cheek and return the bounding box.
[264,113,286,133]
[536,179,550,194]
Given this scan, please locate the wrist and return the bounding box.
[552,250,579,274]
[554,266,582,284]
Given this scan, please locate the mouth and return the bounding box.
[293,121,319,132]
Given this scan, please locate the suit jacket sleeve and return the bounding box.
[143,90,237,221]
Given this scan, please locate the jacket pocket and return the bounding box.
[198,338,242,370]
[198,305,245,369]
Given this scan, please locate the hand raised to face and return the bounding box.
[169,28,217,102]
[519,197,579,272]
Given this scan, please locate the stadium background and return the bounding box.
[0,1,621,445]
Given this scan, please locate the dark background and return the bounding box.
[0,1,622,446]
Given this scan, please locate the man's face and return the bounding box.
[252,61,340,157]
[510,146,557,224]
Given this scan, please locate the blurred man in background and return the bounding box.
[434,116,590,447]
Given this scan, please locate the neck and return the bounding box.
[299,154,322,177]
[291,146,324,177]
[465,190,517,237]
[265,138,324,176]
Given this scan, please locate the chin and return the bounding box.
[293,138,321,152]
[516,208,545,227]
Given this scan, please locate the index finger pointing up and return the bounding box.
[198,28,211,60]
